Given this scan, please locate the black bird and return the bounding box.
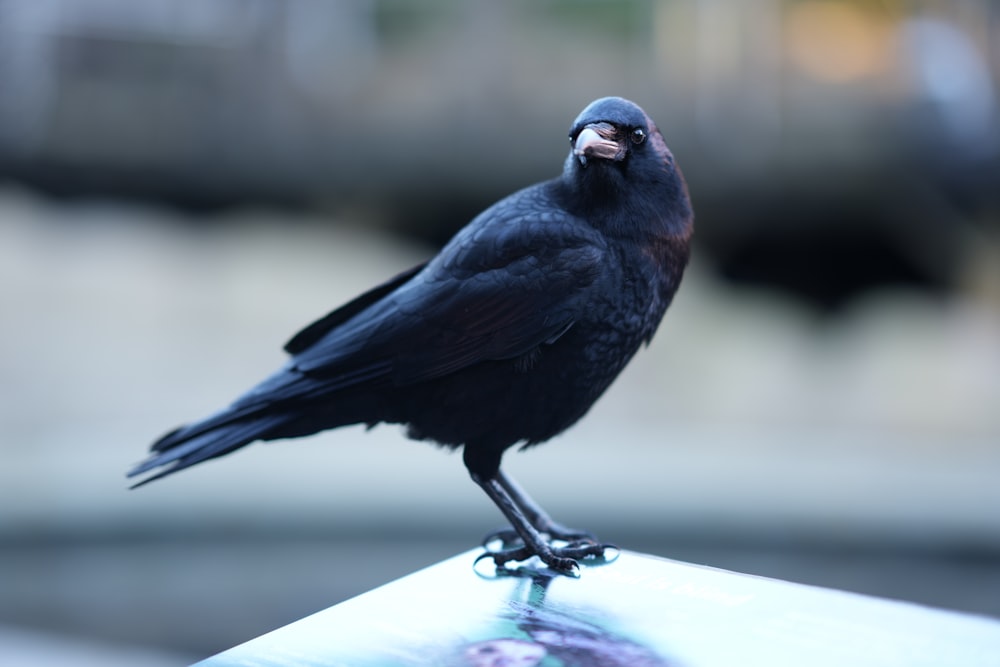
[129,97,694,572]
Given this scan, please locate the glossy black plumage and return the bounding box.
[129,97,694,571]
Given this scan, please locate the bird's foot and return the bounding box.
[479,533,617,575]
[472,472,616,575]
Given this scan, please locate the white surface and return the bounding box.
[201,550,1000,667]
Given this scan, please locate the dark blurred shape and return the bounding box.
[704,188,962,311]
[721,227,943,312]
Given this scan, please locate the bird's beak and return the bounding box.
[574,122,623,166]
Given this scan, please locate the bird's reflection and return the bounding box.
[456,565,675,667]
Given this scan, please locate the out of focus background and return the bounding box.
[1,0,999,663]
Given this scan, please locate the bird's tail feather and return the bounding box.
[127,412,289,488]
[147,403,265,453]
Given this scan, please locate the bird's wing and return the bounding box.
[283,262,426,354]
[277,210,607,394]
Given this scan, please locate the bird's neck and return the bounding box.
[560,165,693,245]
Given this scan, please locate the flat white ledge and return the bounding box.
[200,549,1000,667]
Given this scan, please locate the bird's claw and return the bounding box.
[492,544,579,574]
[478,537,617,575]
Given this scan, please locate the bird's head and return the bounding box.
[567,96,658,170]
[563,97,692,240]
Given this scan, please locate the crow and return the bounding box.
[129,97,694,573]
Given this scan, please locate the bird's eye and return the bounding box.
[631,128,647,145]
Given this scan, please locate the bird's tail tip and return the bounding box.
[127,413,287,489]
[125,457,176,489]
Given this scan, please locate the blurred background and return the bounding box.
[1,0,999,663]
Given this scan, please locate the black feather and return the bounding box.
[283,262,426,354]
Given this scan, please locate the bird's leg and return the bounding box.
[473,471,611,573]
[472,472,579,572]
[497,470,597,543]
